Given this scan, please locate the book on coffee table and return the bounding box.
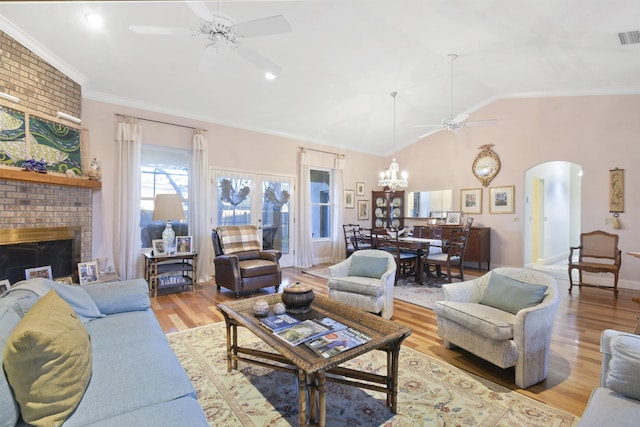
[305,328,371,358]
[274,319,330,346]
[260,313,301,332]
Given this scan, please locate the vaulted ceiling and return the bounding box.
[2,1,640,155]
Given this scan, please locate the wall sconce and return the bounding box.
[56,111,81,125]
[0,91,20,103]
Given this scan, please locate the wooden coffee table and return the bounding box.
[217,293,412,427]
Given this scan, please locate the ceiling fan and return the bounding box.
[128,1,291,78]
[415,54,497,135]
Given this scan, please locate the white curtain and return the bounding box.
[113,117,142,279]
[331,155,345,262]
[296,149,314,267]
[191,129,211,282]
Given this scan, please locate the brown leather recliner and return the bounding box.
[212,225,281,297]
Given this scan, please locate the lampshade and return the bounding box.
[152,194,185,221]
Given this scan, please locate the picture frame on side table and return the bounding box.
[78,261,99,285]
[489,185,515,214]
[25,265,53,280]
[344,189,355,209]
[152,239,167,256]
[176,235,192,254]
[356,182,365,196]
[460,188,483,214]
[445,211,462,225]
[55,276,74,285]
[357,200,369,220]
[0,279,10,295]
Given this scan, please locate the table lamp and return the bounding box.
[152,194,185,255]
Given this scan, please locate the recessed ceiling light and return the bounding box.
[86,13,103,28]
[265,72,277,80]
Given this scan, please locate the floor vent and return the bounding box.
[618,30,640,45]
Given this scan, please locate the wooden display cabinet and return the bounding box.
[372,190,404,230]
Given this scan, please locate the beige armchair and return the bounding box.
[434,267,558,388]
[327,249,396,319]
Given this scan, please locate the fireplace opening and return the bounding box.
[0,227,81,285]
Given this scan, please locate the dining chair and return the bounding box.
[353,227,373,251]
[373,231,418,283]
[425,226,470,283]
[342,224,359,257]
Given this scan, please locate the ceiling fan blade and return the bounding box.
[185,0,215,22]
[235,45,282,77]
[233,15,291,38]
[450,113,469,124]
[461,119,498,127]
[414,124,443,128]
[128,25,193,36]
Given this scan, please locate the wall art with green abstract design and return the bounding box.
[0,105,28,168]
[0,105,83,175]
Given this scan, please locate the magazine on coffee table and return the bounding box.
[260,313,301,332]
[274,319,330,346]
[312,317,348,332]
[305,328,371,358]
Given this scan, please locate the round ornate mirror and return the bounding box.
[472,144,501,187]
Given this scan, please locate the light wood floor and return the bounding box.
[151,267,640,418]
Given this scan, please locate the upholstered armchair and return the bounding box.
[212,225,281,297]
[434,267,558,388]
[327,249,396,319]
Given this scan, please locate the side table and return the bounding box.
[143,252,197,297]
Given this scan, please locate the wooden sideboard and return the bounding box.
[420,225,491,271]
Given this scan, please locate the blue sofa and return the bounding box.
[0,278,208,427]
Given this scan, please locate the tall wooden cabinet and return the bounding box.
[372,190,404,229]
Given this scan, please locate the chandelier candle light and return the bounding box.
[152,194,186,255]
[378,91,408,191]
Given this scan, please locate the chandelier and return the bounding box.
[378,91,408,190]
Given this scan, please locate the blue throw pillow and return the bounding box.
[606,334,640,400]
[348,256,388,279]
[10,278,104,323]
[479,272,547,314]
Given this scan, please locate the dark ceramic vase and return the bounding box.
[282,283,315,314]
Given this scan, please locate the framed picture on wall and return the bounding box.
[460,188,482,214]
[78,261,99,285]
[489,185,515,214]
[356,182,365,196]
[25,265,53,280]
[357,200,369,220]
[344,189,355,208]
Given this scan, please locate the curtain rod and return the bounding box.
[114,113,207,132]
[299,146,344,157]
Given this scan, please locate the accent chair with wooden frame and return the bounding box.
[425,226,470,283]
[568,230,622,297]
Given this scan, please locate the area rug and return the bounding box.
[168,322,579,427]
[302,265,445,310]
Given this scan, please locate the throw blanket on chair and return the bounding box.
[218,225,261,254]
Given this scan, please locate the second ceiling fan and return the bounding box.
[416,54,497,136]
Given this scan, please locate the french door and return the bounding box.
[212,170,294,267]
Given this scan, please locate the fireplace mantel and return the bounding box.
[0,168,101,189]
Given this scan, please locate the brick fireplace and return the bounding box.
[0,178,93,283]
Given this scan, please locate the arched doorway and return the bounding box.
[523,161,582,272]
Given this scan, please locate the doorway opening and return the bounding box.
[523,161,582,277]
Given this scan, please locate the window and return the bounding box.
[310,169,331,239]
[140,146,190,247]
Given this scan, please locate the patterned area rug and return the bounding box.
[302,266,447,310]
[168,323,579,427]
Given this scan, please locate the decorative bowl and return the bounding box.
[282,283,315,314]
[252,299,270,317]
